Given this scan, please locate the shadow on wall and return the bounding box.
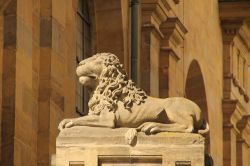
[205,153,214,166]
[185,60,211,155]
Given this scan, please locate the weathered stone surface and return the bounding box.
[58,53,209,146]
[58,126,204,146]
[0,1,250,166]
[56,126,205,166]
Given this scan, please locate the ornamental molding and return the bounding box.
[222,99,238,128]
[221,20,243,43]
[219,1,250,20]
[231,75,249,102]
[222,99,250,146]
[141,0,172,27]
[141,22,164,38]
[160,17,187,60]
[160,17,187,42]
[231,104,250,134]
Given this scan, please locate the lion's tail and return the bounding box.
[198,120,209,135]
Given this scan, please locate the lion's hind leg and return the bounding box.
[137,122,194,135]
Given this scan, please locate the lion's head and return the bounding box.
[76,53,147,115]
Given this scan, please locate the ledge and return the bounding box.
[56,126,205,165]
[57,126,205,147]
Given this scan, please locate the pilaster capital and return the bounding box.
[231,102,250,134]
[219,1,250,20]
[141,0,172,29]
[235,115,250,133]
[160,17,187,42]
[219,0,250,43]
[222,99,238,128]
[221,20,243,43]
[159,17,187,60]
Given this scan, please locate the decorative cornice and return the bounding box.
[222,98,250,146]
[231,102,250,134]
[221,20,243,43]
[219,1,250,20]
[219,1,250,44]
[141,23,164,38]
[159,17,187,59]
[160,17,187,40]
[141,0,176,40]
[232,75,249,102]
[141,0,172,26]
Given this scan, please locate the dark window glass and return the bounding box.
[76,0,91,116]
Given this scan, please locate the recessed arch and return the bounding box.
[185,60,210,154]
[185,60,208,119]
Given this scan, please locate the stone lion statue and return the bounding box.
[58,53,209,144]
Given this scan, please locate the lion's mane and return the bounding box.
[88,53,147,115]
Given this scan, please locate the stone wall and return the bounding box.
[183,1,224,165]
[0,0,77,165]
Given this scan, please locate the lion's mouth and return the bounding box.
[79,74,97,80]
[76,67,97,79]
[86,75,97,79]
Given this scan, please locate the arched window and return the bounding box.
[76,0,92,116]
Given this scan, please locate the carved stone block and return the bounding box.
[55,126,205,166]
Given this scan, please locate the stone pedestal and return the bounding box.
[55,126,205,166]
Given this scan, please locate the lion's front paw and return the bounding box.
[125,128,137,145]
[58,119,75,131]
[137,122,160,134]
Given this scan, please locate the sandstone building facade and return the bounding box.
[0,0,250,165]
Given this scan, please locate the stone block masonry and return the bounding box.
[55,126,205,166]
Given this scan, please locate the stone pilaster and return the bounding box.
[140,0,187,97]
[219,1,250,165]
[159,17,187,97]
[222,99,237,166]
[221,20,242,99]
[1,1,17,165]
[37,1,52,165]
[140,0,170,96]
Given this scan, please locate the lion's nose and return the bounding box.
[76,67,82,76]
[79,61,85,66]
